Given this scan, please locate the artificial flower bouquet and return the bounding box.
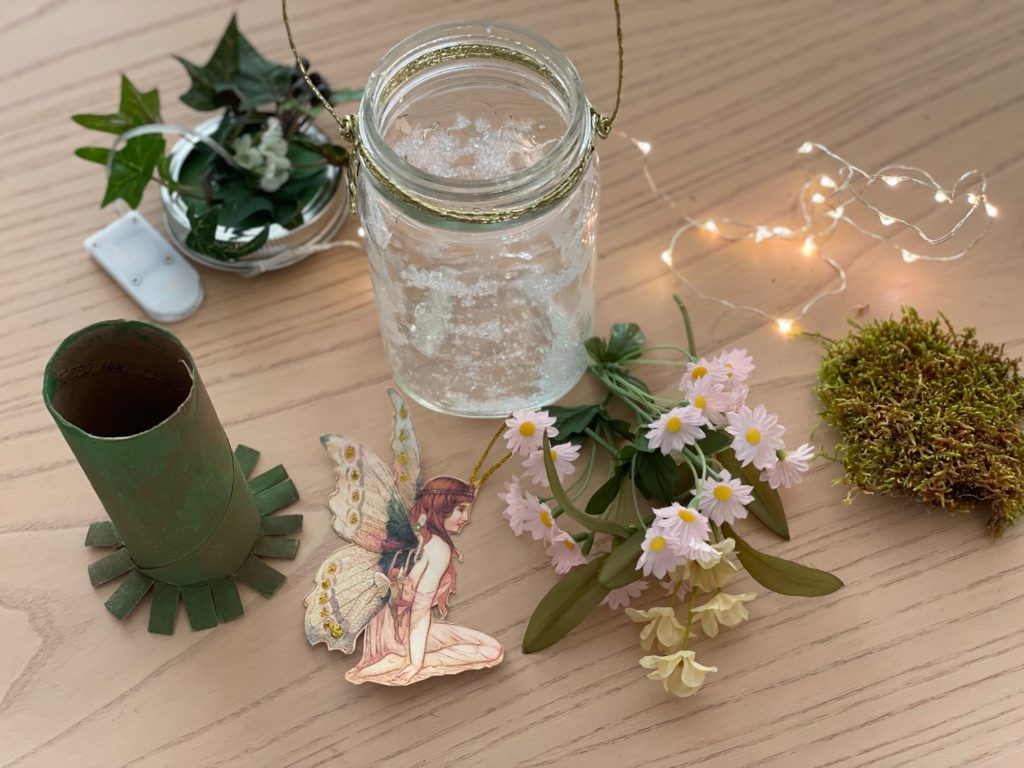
[494,298,842,697]
[72,16,356,261]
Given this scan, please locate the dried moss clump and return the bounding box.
[816,307,1024,537]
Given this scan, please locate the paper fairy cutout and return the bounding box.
[304,389,504,686]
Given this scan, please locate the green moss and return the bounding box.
[815,307,1024,537]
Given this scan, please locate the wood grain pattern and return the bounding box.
[2,0,1023,765]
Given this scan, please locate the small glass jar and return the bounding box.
[357,22,599,418]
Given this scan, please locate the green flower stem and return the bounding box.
[634,358,688,367]
[629,454,647,530]
[673,295,699,359]
[609,373,682,406]
[681,586,698,648]
[543,435,631,539]
[640,344,692,357]
[583,427,618,456]
[568,444,598,501]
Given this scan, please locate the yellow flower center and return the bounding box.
[666,416,682,433]
[693,395,706,409]
[746,427,762,445]
[691,365,708,380]
[678,507,698,523]
[550,448,558,461]
[540,509,553,528]
[519,421,536,437]
[713,485,733,502]
[563,539,576,550]
[649,535,668,552]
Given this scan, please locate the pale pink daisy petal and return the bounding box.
[636,522,688,578]
[646,406,704,455]
[681,357,729,390]
[698,469,754,525]
[546,532,589,574]
[652,502,711,546]
[503,410,559,456]
[602,580,649,610]
[522,442,580,487]
[761,443,815,489]
[682,377,733,426]
[725,404,786,470]
[713,348,755,384]
[521,493,561,541]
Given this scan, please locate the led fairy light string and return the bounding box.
[622,135,998,335]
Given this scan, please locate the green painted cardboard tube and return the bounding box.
[43,320,262,587]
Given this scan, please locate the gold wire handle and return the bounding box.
[281,0,623,224]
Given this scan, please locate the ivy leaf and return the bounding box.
[523,556,609,653]
[598,529,645,589]
[718,447,790,540]
[723,523,842,596]
[185,206,269,261]
[72,74,162,135]
[175,15,294,113]
[98,134,165,209]
[605,323,645,362]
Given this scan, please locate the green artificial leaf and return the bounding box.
[217,186,275,229]
[185,206,269,261]
[547,404,600,443]
[723,523,843,596]
[100,134,165,208]
[695,428,731,457]
[718,447,790,540]
[543,436,631,538]
[605,323,645,362]
[585,468,625,516]
[175,15,294,113]
[523,556,609,653]
[634,450,678,505]
[72,74,162,135]
[74,147,111,165]
[598,529,645,589]
[607,419,634,439]
[290,136,350,168]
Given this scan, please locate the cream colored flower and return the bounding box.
[689,538,739,592]
[625,606,686,651]
[692,592,756,637]
[639,649,717,697]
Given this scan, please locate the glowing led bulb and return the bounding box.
[636,140,652,155]
[357,226,366,238]
[901,249,919,263]
[934,191,949,203]
[801,237,817,256]
[811,192,826,204]
[776,318,795,335]
[883,176,900,187]
[985,202,998,218]
[772,226,794,237]
[820,175,837,189]
[967,193,978,205]
[878,213,895,226]
[827,206,845,220]
[798,142,815,154]
[660,250,673,266]
[702,220,719,234]
[754,226,772,243]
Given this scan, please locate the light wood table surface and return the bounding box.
[2,1,1023,766]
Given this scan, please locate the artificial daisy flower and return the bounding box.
[681,377,733,426]
[687,539,722,566]
[682,357,729,389]
[602,580,649,610]
[690,538,739,592]
[725,404,786,470]
[497,476,527,532]
[522,442,580,487]
[625,606,687,651]
[698,470,753,525]
[520,493,560,541]
[639,649,717,698]
[645,406,704,455]
[545,532,589,574]
[692,592,756,638]
[503,409,558,456]
[761,442,815,489]
[636,522,688,578]
[713,348,755,383]
[652,503,711,546]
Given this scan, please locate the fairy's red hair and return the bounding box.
[409,477,475,618]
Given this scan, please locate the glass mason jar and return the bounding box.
[356,22,599,418]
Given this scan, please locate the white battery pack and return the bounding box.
[85,211,204,323]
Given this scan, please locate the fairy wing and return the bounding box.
[387,388,423,513]
[303,544,392,654]
[320,433,419,553]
